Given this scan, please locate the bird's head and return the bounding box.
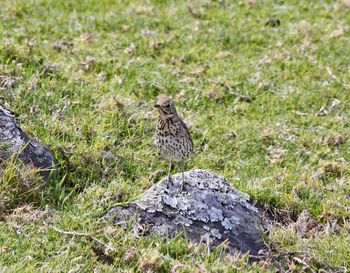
[154,97,177,117]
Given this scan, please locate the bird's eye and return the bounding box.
[166,104,170,108]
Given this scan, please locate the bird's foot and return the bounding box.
[167,176,173,189]
[177,181,184,192]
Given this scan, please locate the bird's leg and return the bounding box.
[167,162,172,183]
[179,159,185,191]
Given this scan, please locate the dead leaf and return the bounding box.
[142,110,155,120]
[77,33,92,42]
[302,38,311,48]
[257,81,269,90]
[173,90,185,103]
[189,66,206,77]
[204,85,224,101]
[9,204,52,224]
[138,249,163,272]
[216,51,231,58]
[289,209,323,237]
[332,26,344,38]
[122,25,131,31]
[265,18,281,27]
[107,11,116,18]
[96,96,125,113]
[187,5,200,18]
[52,40,73,51]
[149,40,165,51]
[276,40,283,47]
[124,43,135,54]
[226,130,238,138]
[261,128,272,144]
[322,135,345,147]
[115,63,123,70]
[92,246,114,265]
[322,162,342,177]
[97,72,107,82]
[266,146,286,164]
[123,248,139,263]
[80,56,96,70]
[111,34,118,40]
[0,247,9,253]
[137,6,153,14]
[139,261,160,272]
[246,0,257,6]
[179,77,197,83]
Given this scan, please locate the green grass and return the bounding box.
[1,0,350,271]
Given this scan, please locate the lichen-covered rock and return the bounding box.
[104,169,269,256]
[0,106,57,180]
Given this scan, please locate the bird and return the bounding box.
[154,96,195,191]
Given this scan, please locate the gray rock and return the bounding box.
[103,169,269,256]
[0,106,57,180]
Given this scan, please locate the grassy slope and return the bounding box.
[0,0,350,271]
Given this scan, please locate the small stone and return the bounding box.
[0,106,57,181]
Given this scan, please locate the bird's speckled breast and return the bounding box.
[155,118,193,162]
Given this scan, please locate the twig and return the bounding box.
[293,257,317,273]
[292,110,308,116]
[309,257,346,273]
[317,104,328,116]
[329,98,341,112]
[225,84,252,102]
[51,226,107,248]
[317,98,341,116]
[228,91,252,102]
[39,63,57,77]
[249,249,307,260]
[250,247,346,273]
[326,67,350,89]
[326,67,338,81]
[257,55,270,66]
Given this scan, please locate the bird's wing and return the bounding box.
[178,119,191,138]
[178,119,195,153]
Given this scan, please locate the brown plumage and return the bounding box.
[154,97,194,191]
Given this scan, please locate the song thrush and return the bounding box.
[154,97,194,191]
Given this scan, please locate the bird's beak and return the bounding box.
[154,104,160,108]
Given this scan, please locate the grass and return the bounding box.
[0,0,350,271]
